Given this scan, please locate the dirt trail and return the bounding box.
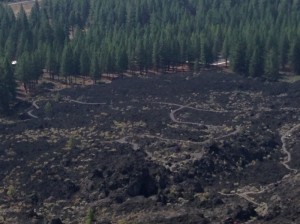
[26,98,106,119]
[32,100,40,109]
[141,134,205,145]
[114,136,140,150]
[215,126,242,140]
[66,99,106,106]
[26,99,41,119]
[7,0,36,6]
[157,101,241,140]
[158,102,228,113]
[280,124,300,172]
[27,110,38,119]
[169,103,204,126]
[219,123,300,212]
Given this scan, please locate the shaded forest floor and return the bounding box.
[1,70,300,223]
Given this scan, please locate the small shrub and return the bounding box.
[66,136,76,150]
[86,208,94,224]
[54,92,61,102]
[7,185,15,198]
[44,102,53,116]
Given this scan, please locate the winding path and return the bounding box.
[170,104,204,126]
[158,101,300,169]
[66,99,106,105]
[27,97,299,176]
[280,124,300,173]
[158,102,228,113]
[141,134,207,145]
[27,110,38,119]
[26,99,41,119]
[156,101,241,140]
[23,95,300,213]
[219,123,300,211]
[26,98,105,119]
[7,0,37,6]
[32,100,40,109]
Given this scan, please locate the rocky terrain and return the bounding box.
[0,69,300,224]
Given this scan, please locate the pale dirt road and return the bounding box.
[7,0,38,6]
[280,124,300,172]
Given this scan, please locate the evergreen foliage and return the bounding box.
[44,101,52,117]
[290,38,300,75]
[265,48,280,80]
[0,0,299,109]
[85,208,94,224]
[0,57,16,113]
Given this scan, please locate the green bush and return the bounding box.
[66,136,76,150]
[44,102,53,116]
[86,208,94,224]
[7,185,15,198]
[54,92,61,102]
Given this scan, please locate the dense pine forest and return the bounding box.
[1,0,300,113]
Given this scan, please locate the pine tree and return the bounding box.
[90,53,101,84]
[31,50,43,82]
[264,48,279,80]
[72,44,80,82]
[0,0,299,83]
[152,41,160,71]
[60,44,73,83]
[16,5,29,30]
[200,36,213,67]
[0,57,16,113]
[279,34,290,69]
[80,49,90,84]
[249,48,264,77]
[193,58,200,73]
[116,47,128,74]
[290,39,300,75]
[222,36,230,67]
[29,0,41,28]
[46,46,56,79]
[231,40,247,74]
[2,58,16,100]
[5,37,16,60]
[44,101,53,117]
[15,52,31,93]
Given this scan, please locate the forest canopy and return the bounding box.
[0,0,300,111]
